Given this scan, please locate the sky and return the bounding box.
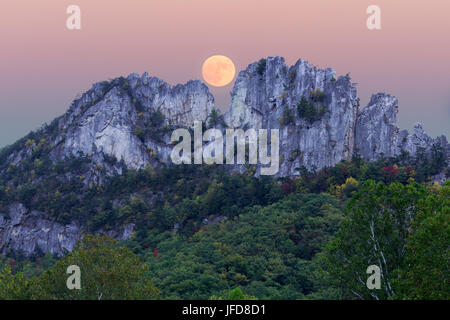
[0,0,449,148]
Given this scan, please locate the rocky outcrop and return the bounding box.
[45,57,362,177]
[0,203,134,257]
[0,203,82,256]
[355,93,400,160]
[224,56,359,176]
[50,74,215,173]
[61,86,150,169]
[5,56,445,177]
[355,93,448,161]
[0,56,448,256]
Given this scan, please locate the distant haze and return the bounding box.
[0,0,449,148]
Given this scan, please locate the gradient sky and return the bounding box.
[0,0,449,147]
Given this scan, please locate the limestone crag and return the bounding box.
[224,56,359,176]
[0,56,448,256]
[0,203,134,256]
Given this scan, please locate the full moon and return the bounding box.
[202,55,236,87]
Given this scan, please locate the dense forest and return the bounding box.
[0,146,448,299]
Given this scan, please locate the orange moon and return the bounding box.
[202,55,236,87]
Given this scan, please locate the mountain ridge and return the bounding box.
[2,56,448,177]
[0,56,448,256]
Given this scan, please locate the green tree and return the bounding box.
[208,108,221,127]
[256,58,267,76]
[32,235,159,300]
[146,193,343,299]
[280,106,294,126]
[297,96,325,124]
[395,181,450,299]
[0,266,31,299]
[320,181,427,299]
[210,287,257,300]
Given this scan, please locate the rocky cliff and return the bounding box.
[54,75,214,174]
[354,93,449,161]
[0,203,134,256]
[0,56,448,256]
[4,56,445,177]
[224,56,359,176]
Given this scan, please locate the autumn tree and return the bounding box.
[31,235,159,300]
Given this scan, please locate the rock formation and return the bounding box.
[0,56,448,256]
[224,56,359,176]
[0,203,133,256]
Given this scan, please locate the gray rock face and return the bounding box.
[52,74,214,171]
[62,86,149,169]
[0,203,135,257]
[132,74,215,127]
[0,203,82,256]
[398,122,442,157]
[355,93,400,160]
[224,56,359,175]
[355,93,448,161]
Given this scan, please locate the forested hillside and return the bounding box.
[1,151,448,299]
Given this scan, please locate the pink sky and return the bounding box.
[0,0,449,147]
